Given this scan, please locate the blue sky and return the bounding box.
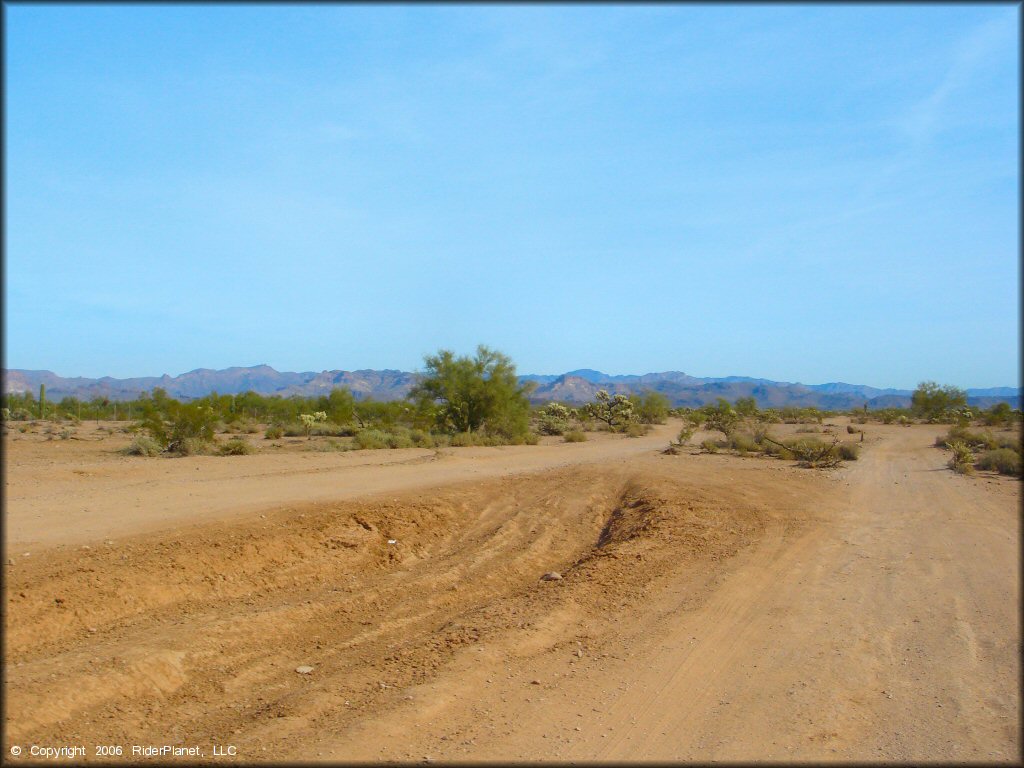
[4,4,1019,389]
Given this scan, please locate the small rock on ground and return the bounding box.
[295,665,314,675]
[540,572,562,581]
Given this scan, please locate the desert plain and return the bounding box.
[3,418,1020,762]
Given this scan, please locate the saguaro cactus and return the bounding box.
[39,384,46,419]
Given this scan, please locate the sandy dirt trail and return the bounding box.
[4,424,676,551]
[3,423,1019,762]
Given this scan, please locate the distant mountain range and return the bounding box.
[3,366,1019,411]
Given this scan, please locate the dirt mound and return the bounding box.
[5,458,767,754]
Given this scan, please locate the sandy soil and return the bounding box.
[3,420,1019,762]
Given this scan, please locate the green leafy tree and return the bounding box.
[701,398,739,438]
[633,391,671,424]
[911,381,968,422]
[735,396,758,417]
[409,346,534,437]
[139,398,217,454]
[983,402,1013,427]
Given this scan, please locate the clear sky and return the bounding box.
[4,4,1019,389]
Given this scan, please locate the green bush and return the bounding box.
[385,429,414,449]
[409,429,436,448]
[938,426,999,451]
[121,436,163,457]
[265,425,284,440]
[450,431,498,447]
[729,433,759,454]
[563,430,587,443]
[509,431,540,445]
[675,424,696,446]
[307,438,351,452]
[354,429,390,450]
[633,391,671,424]
[701,439,720,454]
[219,438,255,456]
[975,449,1021,476]
[624,423,649,438]
[995,434,1022,454]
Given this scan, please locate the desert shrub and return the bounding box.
[307,438,350,452]
[760,440,793,460]
[758,409,783,424]
[676,423,696,446]
[354,429,390,450]
[729,433,759,454]
[624,423,649,438]
[139,401,217,454]
[994,434,1022,454]
[219,438,254,456]
[176,437,215,456]
[409,429,436,448]
[837,443,860,460]
[796,426,821,433]
[846,425,860,434]
[983,402,1013,427]
[975,449,1021,477]
[937,426,998,451]
[509,431,540,445]
[946,440,974,474]
[450,431,499,447]
[384,429,414,449]
[700,439,721,454]
[762,436,843,468]
[121,436,163,457]
[564,430,587,443]
[265,425,284,439]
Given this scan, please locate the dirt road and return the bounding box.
[3,422,1019,762]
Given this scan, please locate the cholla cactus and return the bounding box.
[584,390,634,431]
[1,407,10,421]
[299,411,328,439]
[537,402,575,435]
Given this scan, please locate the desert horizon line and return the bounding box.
[3,362,1019,393]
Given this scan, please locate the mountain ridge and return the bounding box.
[3,366,1019,411]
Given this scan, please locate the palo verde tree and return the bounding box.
[409,346,534,437]
[911,381,968,423]
[701,398,739,438]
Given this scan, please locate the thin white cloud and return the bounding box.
[898,9,1017,144]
